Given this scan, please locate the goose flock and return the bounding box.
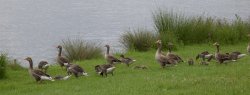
[24,41,247,83]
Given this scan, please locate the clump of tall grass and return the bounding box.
[153,10,250,45]
[0,53,8,79]
[120,29,158,51]
[61,38,102,61]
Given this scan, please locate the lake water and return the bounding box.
[0,0,250,67]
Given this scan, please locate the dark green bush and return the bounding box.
[0,53,7,79]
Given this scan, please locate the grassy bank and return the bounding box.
[0,43,249,95]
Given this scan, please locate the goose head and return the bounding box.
[94,65,102,73]
[104,44,110,48]
[213,42,219,46]
[24,57,32,62]
[155,40,162,46]
[120,54,125,58]
[24,57,33,69]
[57,45,62,51]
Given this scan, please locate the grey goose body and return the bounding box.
[104,45,121,64]
[25,57,54,82]
[213,42,231,64]
[120,54,136,67]
[95,64,115,77]
[64,63,88,77]
[38,61,49,73]
[57,45,70,69]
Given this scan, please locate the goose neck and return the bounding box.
[28,60,33,70]
[216,45,220,53]
[106,46,110,55]
[58,48,62,56]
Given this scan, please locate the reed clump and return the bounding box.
[120,29,158,51]
[153,11,250,45]
[62,39,102,61]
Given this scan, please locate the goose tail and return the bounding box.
[41,76,55,81]
[238,54,246,59]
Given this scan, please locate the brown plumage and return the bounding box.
[24,57,54,82]
[166,42,183,63]
[54,75,71,80]
[64,63,88,78]
[213,42,231,64]
[228,51,246,61]
[155,40,175,68]
[120,54,136,67]
[104,45,121,64]
[57,45,70,69]
[95,64,115,77]
[196,51,214,61]
[38,61,49,73]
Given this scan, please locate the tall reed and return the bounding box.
[153,11,250,45]
[61,39,102,61]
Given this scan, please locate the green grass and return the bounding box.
[0,43,250,95]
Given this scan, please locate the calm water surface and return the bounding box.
[0,0,249,67]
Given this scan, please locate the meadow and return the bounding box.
[0,43,249,95]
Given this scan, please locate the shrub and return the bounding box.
[0,53,7,79]
[61,38,102,61]
[120,29,157,51]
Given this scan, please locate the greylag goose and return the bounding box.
[196,51,214,61]
[120,54,136,67]
[247,43,250,54]
[24,57,54,82]
[38,61,49,73]
[166,42,183,63]
[187,58,194,65]
[213,42,231,64]
[64,63,88,78]
[54,75,71,80]
[228,51,246,61]
[95,64,115,77]
[155,40,175,68]
[57,45,70,69]
[104,45,121,64]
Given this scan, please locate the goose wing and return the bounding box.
[107,55,121,63]
[159,55,170,64]
[33,69,50,77]
[57,56,70,66]
[201,51,209,55]
[70,65,84,73]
